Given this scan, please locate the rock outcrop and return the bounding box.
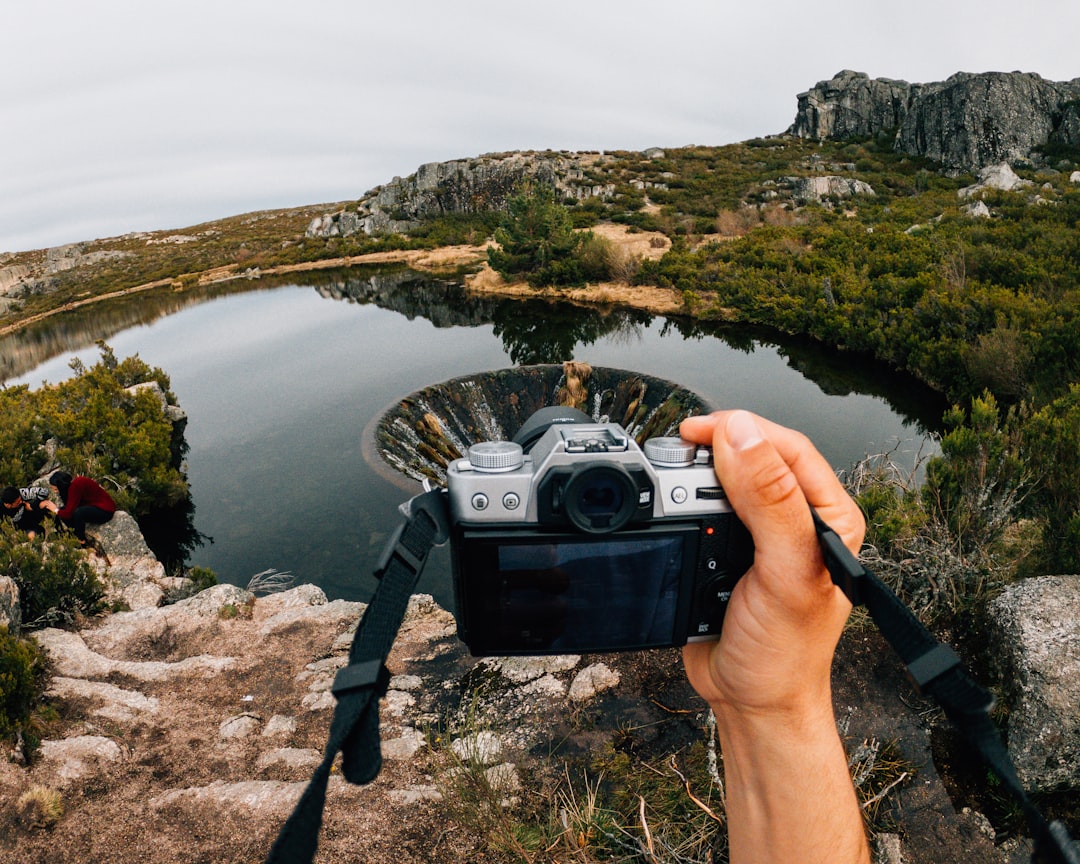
[987,574,1080,792]
[307,150,623,239]
[790,69,1080,171]
[0,243,129,314]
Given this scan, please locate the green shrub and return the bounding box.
[1020,384,1080,572]
[0,343,189,518]
[488,184,591,287]
[0,625,45,741]
[0,523,104,628]
[186,566,218,594]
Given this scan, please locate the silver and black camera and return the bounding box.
[446,407,754,656]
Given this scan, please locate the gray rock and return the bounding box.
[149,779,316,814]
[790,70,911,141]
[790,70,1080,171]
[382,728,427,760]
[873,832,902,864]
[479,654,580,684]
[568,662,620,702]
[451,731,503,765]
[47,677,159,722]
[258,598,365,636]
[0,575,21,633]
[255,747,321,770]
[82,582,254,656]
[387,785,442,804]
[38,735,125,783]
[219,713,263,740]
[959,162,1034,198]
[783,175,876,202]
[261,715,298,738]
[987,574,1080,791]
[85,510,169,610]
[306,151,617,238]
[34,627,236,681]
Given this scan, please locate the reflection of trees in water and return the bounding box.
[492,301,650,365]
[137,495,209,574]
[5,265,945,432]
[659,316,947,433]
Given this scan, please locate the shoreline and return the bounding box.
[0,234,691,337]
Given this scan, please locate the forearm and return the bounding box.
[714,700,870,864]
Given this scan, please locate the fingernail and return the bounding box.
[726,411,764,451]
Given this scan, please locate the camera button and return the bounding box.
[502,492,520,510]
[471,493,489,511]
[671,486,688,504]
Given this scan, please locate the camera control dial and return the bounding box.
[643,437,696,468]
[467,441,524,473]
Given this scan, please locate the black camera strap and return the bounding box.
[265,488,450,864]
[813,510,1080,864]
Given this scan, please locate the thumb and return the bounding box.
[713,411,820,581]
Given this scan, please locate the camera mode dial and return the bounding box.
[643,437,696,468]
[467,441,524,473]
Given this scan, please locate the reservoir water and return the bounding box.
[3,269,945,608]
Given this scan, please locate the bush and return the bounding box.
[849,394,1035,622]
[488,185,595,288]
[0,343,189,519]
[1021,384,1080,572]
[0,523,104,628]
[0,625,45,742]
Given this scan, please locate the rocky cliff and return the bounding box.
[307,150,623,239]
[790,69,1080,171]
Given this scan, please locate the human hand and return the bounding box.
[678,410,865,723]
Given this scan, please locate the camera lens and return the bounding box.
[564,464,638,534]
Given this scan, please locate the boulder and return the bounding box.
[85,510,170,609]
[986,574,1080,791]
[959,162,1034,198]
[783,175,876,202]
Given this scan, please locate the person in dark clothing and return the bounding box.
[41,471,117,543]
[1,485,53,539]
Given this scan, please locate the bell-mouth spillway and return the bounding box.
[365,361,712,491]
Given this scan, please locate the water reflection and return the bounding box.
[4,267,947,604]
[2,266,947,436]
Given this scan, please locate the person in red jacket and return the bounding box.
[41,471,117,544]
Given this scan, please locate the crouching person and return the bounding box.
[41,471,117,546]
[1,485,54,539]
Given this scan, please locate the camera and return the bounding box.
[446,407,754,656]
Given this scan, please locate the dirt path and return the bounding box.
[0,225,690,337]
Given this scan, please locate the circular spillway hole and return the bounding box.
[365,361,711,491]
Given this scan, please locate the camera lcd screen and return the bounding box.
[455,525,699,655]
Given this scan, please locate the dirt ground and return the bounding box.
[1,588,1020,864]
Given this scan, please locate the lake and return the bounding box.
[3,268,945,608]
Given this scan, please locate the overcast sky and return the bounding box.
[3,0,1078,254]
